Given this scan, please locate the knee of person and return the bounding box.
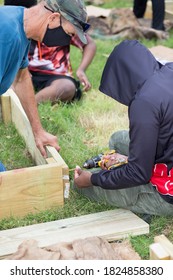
[64,82,76,94]
[109,130,127,144]
[58,81,76,101]
[109,130,129,152]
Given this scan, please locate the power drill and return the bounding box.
[83,153,103,169]
[83,150,128,170]
[83,150,116,169]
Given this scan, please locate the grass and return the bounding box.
[1,0,173,259]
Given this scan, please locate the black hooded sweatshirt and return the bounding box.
[91,40,173,204]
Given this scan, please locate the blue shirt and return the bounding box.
[0,6,30,94]
[0,161,6,172]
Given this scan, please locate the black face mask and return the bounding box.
[42,25,71,47]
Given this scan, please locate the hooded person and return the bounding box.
[74,39,173,216]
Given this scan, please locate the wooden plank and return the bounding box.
[150,242,170,260]
[154,234,173,260]
[86,5,111,17]
[0,90,67,219]
[6,89,46,166]
[46,146,68,168]
[3,90,68,170]
[0,94,12,124]
[45,157,70,198]
[46,146,69,196]
[0,163,64,220]
[150,45,173,62]
[45,157,69,197]
[0,209,149,259]
[45,157,56,164]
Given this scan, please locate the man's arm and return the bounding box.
[76,35,97,91]
[12,67,60,157]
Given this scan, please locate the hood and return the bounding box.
[99,40,161,106]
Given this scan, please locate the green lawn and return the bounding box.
[0,0,173,260]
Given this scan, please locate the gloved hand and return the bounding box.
[100,153,128,170]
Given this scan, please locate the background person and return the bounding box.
[74,40,173,216]
[28,34,96,104]
[133,0,165,31]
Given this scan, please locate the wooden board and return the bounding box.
[0,90,68,169]
[0,163,64,219]
[154,234,173,260]
[150,242,170,260]
[0,94,11,124]
[150,45,173,63]
[4,89,46,166]
[86,5,111,18]
[0,89,69,214]
[1,89,69,172]
[0,209,149,259]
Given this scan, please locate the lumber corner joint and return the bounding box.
[0,89,70,219]
[149,234,173,260]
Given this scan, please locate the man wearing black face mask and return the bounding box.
[43,14,72,47]
[4,0,96,103]
[0,0,89,157]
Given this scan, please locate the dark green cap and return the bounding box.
[44,0,89,44]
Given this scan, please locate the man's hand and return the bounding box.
[76,34,96,92]
[74,166,92,188]
[76,69,91,92]
[34,129,60,158]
